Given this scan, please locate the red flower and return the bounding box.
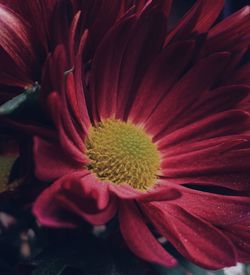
[0,0,146,93]
[31,0,250,270]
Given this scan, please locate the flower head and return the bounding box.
[31,0,250,270]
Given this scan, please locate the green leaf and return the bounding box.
[0,83,40,116]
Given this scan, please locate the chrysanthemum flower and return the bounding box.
[31,0,250,270]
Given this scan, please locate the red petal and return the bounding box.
[0,4,35,82]
[145,52,230,139]
[109,183,181,202]
[142,203,237,269]
[0,117,56,139]
[204,6,250,54]
[109,184,143,199]
[161,137,250,177]
[163,172,250,192]
[129,40,195,124]
[157,110,249,150]
[119,200,177,268]
[33,136,83,181]
[34,171,117,227]
[89,16,135,121]
[72,30,92,131]
[47,92,88,163]
[71,199,117,226]
[33,172,88,228]
[165,0,224,45]
[167,184,250,226]
[116,4,166,120]
[229,63,250,86]
[90,3,166,121]
[167,85,250,130]
[223,223,250,262]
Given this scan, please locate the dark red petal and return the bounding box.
[33,136,83,181]
[109,184,143,199]
[115,4,167,120]
[145,52,230,139]
[162,172,250,192]
[162,183,250,226]
[90,2,167,121]
[160,134,250,159]
[0,4,35,84]
[47,92,88,163]
[56,173,109,211]
[129,40,195,124]
[0,117,56,139]
[157,110,249,150]
[223,223,250,262]
[34,171,117,226]
[60,74,89,148]
[142,203,237,269]
[70,199,117,226]
[72,30,92,130]
[167,85,250,129]
[119,200,177,268]
[72,0,123,61]
[228,63,250,86]
[109,183,181,202]
[138,186,181,202]
[69,11,81,62]
[204,6,250,54]
[33,172,88,228]
[3,0,58,52]
[165,0,224,45]
[89,16,135,121]
[161,137,250,178]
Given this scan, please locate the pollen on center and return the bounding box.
[85,119,160,190]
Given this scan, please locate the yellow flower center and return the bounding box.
[86,119,160,190]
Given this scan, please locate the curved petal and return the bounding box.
[161,85,250,133]
[0,4,36,86]
[128,40,195,125]
[223,223,250,262]
[90,2,167,121]
[47,92,88,163]
[164,0,224,45]
[119,200,177,268]
[116,4,167,120]
[33,172,88,228]
[145,52,230,139]
[109,182,181,202]
[160,136,250,178]
[162,183,250,226]
[33,171,118,227]
[89,15,135,121]
[142,203,237,269]
[33,136,83,181]
[157,110,249,151]
[72,198,118,226]
[204,6,250,54]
